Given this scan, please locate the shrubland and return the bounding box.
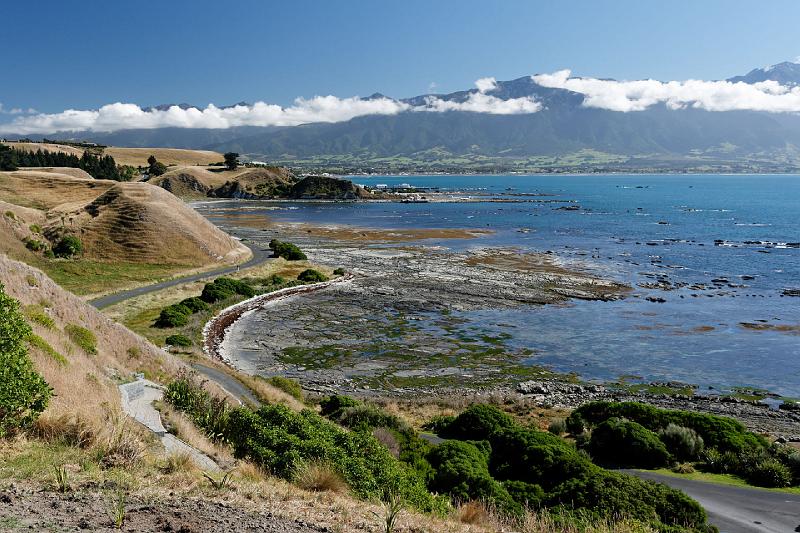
[570,401,798,488]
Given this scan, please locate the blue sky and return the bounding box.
[1,0,799,113]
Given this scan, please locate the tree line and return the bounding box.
[0,145,128,181]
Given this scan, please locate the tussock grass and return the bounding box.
[295,462,349,494]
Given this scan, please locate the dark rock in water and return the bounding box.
[555,205,580,211]
[645,296,666,303]
[782,289,800,297]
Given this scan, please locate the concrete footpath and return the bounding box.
[119,378,220,472]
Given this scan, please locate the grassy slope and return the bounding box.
[5,142,222,166]
[0,171,250,297]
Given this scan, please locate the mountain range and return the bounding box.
[13,62,800,173]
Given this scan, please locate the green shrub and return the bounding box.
[154,305,191,328]
[212,277,256,298]
[546,469,708,529]
[53,235,83,258]
[0,284,52,436]
[26,334,68,366]
[422,415,456,435]
[333,267,346,276]
[179,297,209,313]
[29,224,42,234]
[659,424,704,461]
[164,375,231,440]
[23,305,55,329]
[570,401,765,452]
[548,418,567,436]
[200,277,255,303]
[489,427,592,491]
[268,239,307,261]
[200,283,234,303]
[226,405,445,512]
[588,418,670,469]
[165,334,192,347]
[427,440,522,516]
[4,210,15,219]
[266,376,304,401]
[744,458,793,488]
[24,238,47,252]
[297,269,328,283]
[319,395,361,418]
[440,404,515,441]
[334,404,410,433]
[64,324,97,355]
[503,480,545,509]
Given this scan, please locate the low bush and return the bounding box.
[659,423,704,461]
[268,239,307,261]
[227,405,445,512]
[297,269,328,283]
[319,395,361,417]
[64,324,97,355]
[333,267,346,276]
[23,305,55,329]
[427,440,522,516]
[165,334,192,347]
[26,333,68,365]
[569,401,766,452]
[200,277,255,303]
[53,235,83,258]
[24,238,47,252]
[440,404,515,441]
[333,404,410,433]
[154,304,191,328]
[546,469,708,530]
[0,284,52,436]
[265,376,303,401]
[743,456,793,488]
[179,297,209,313]
[423,414,456,435]
[29,224,42,234]
[587,418,670,469]
[548,418,567,436]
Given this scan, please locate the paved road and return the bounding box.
[628,470,800,533]
[190,362,261,407]
[89,243,270,309]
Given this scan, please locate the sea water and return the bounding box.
[213,175,800,396]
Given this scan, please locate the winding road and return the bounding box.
[89,242,270,309]
[628,470,800,533]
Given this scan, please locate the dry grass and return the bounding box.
[158,452,198,474]
[43,181,250,266]
[295,462,349,494]
[4,142,222,166]
[158,403,235,468]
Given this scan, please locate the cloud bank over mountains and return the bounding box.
[4,68,800,134]
[532,70,800,112]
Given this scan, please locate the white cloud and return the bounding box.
[0,96,411,134]
[428,81,438,92]
[532,69,800,113]
[475,77,497,93]
[421,92,541,114]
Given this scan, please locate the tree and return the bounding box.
[53,235,83,258]
[147,155,167,177]
[0,284,51,436]
[224,152,239,170]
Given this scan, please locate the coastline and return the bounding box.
[193,197,800,440]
